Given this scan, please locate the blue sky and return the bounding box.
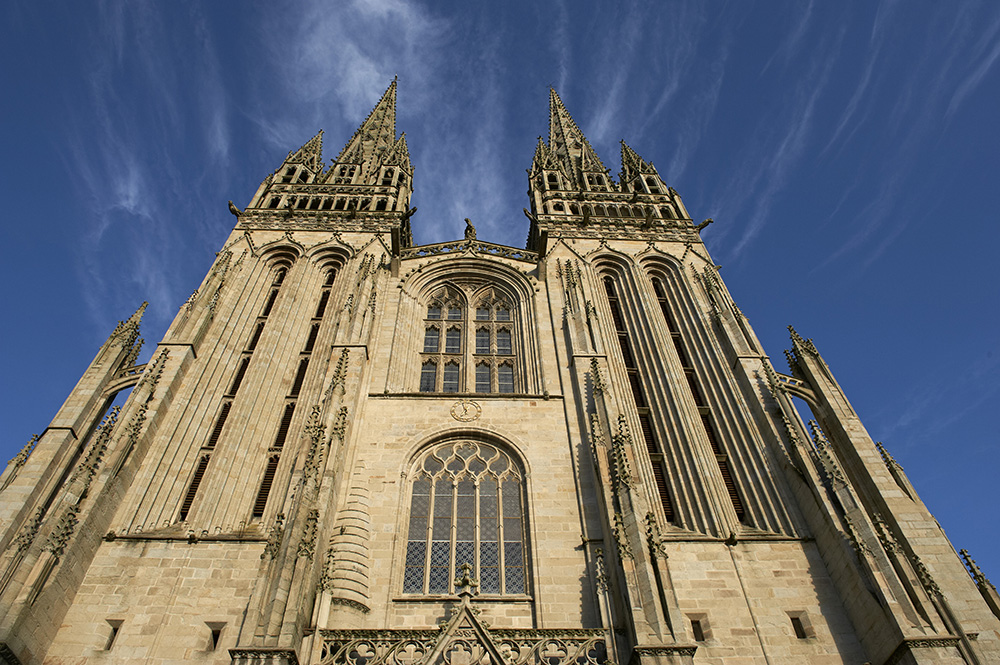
[2,1,998,578]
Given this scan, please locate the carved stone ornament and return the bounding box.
[450,400,482,422]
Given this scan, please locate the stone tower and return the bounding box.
[1,82,997,665]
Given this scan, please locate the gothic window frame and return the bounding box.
[418,286,519,394]
[401,439,531,597]
[471,293,516,394]
[419,289,466,393]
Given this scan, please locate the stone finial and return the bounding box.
[612,512,633,559]
[910,552,942,596]
[122,337,144,369]
[13,507,45,554]
[762,361,782,397]
[7,434,38,470]
[590,357,605,394]
[875,442,903,470]
[454,562,479,597]
[644,512,668,559]
[297,509,319,560]
[809,420,846,486]
[261,513,285,560]
[331,406,349,442]
[610,415,633,489]
[464,218,476,240]
[960,549,997,592]
[871,513,901,555]
[302,406,326,485]
[594,548,609,592]
[45,504,81,558]
[784,349,798,374]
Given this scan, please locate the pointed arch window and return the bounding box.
[472,295,516,393]
[419,287,519,394]
[403,441,528,595]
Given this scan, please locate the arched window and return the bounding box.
[420,290,465,393]
[403,441,528,595]
[472,295,516,393]
[419,287,518,394]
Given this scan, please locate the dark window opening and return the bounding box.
[420,362,437,392]
[304,324,320,353]
[315,290,330,318]
[272,403,296,449]
[179,455,211,521]
[228,358,250,396]
[252,455,280,519]
[247,322,265,351]
[289,358,309,396]
[261,289,279,317]
[791,616,807,639]
[691,619,705,642]
[206,402,232,449]
[105,620,123,650]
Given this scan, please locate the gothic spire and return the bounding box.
[335,79,398,167]
[284,130,324,173]
[547,89,608,187]
[382,134,412,172]
[619,140,658,181]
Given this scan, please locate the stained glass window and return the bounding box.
[403,442,528,595]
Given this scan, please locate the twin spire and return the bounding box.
[532,89,661,192]
[277,82,661,195]
[280,79,411,181]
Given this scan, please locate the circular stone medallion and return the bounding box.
[450,399,482,422]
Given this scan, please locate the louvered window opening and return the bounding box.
[403,441,528,596]
[179,264,290,522]
[251,269,335,520]
[603,278,676,523]
[651,277,745,523]
[179,455,211,522]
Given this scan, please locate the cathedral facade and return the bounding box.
[1,81,998,665]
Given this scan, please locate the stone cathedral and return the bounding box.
[1,81,998,665]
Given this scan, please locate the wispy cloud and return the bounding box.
[59,1,234,340]
[877,352,1000,449]
[721,28,846,258]
[760,0,815,76]
[254,0,450,152]
[947,12,1000,118]
[552,0,571,94]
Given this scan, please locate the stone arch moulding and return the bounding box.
[257,240,303,266]
[399,257,543,395]
[402,256,535,303]
[390,427,540,599]
[307,241,354,270]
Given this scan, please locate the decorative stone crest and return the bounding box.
[12,507,45,554]
[610,415,633,489]
[594,547,609,591]
[45,503,81,558]
[1,434,38,491]
[331,407,349,441]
